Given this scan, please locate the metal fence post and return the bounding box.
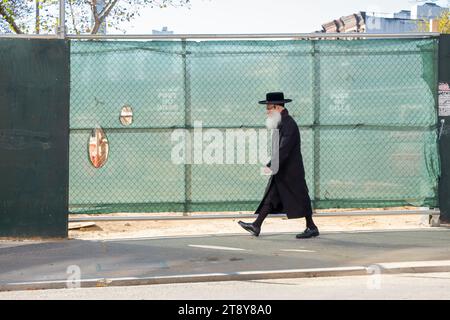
[438,34,450,223]
[182,39,192,215]
[312,40,321,208]
[57,0,66,38]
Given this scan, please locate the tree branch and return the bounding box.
[90,0,102,33]
[0,3,23,34]
[67,0,79,34]
[91,0,98,18]
[99,0,119,20]
[91,0,118,33]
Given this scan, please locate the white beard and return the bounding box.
[265,112,281,130]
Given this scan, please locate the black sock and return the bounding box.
[305,215,317,229]
[253,210,269,228]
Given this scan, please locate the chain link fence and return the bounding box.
[69,37,440,214]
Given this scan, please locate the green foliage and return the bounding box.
[416,10,450,33]
[437,10,450,33]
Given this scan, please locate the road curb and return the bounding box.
[2,261,450,292]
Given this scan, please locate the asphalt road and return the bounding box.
[1,228,450,289]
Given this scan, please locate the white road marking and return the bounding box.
[97,228,450,242]
[280,249,316,253]
[188,245,248,251]
[377,260,450,269]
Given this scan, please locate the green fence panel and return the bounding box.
[69,38,439,214]
[0,39,70,237]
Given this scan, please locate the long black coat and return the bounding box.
[255,108,313,219]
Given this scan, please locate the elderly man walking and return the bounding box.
[238,92,319,239]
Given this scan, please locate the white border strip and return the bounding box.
[0,32,440,40]
[2,260,450,292]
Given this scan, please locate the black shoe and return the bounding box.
[238,221,260,237]
[296,227,319,239]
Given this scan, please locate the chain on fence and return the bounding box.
[69,37,440,214]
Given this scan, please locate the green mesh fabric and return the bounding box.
[69,38,440,214]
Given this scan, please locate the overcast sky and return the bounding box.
[114,0,449,34]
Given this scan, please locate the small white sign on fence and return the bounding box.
[439,82,450,116]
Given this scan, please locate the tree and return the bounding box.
[67,0,190,34]
[35,0,60,34]
[0,0,31,34]
[0,0,191,34]
[0,0,61,34]
[417,10,450,33]
[435,10,450,33]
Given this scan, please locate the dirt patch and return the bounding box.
[68,207,433,240]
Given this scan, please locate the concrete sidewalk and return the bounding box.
[1,228,450,291]
[2,272,450,300]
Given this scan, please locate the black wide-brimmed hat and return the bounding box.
[258,92,292,105]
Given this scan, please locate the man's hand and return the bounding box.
[261,166,273,176]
